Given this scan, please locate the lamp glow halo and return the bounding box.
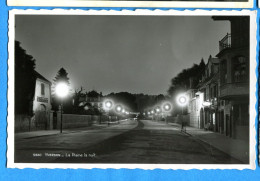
[55,82,69,98]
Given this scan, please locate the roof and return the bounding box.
[34,70,51,84]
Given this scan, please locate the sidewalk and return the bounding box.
[15,119,131,140]
[168,122,249,163]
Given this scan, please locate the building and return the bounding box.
[198,56,220,131]
[188,56,220,130]
[85,90,103,109]
[187,16,249,141]
[212,16,249,140]
[32,71,52,130]
[15,71,52,132]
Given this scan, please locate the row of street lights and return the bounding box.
[55,80,189,133]
[144,94,188,123]
[55,81,131,133]
[103,99,130,125]
[103,99,130,115]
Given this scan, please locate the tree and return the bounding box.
[53,67,70,88]
[15,41,36,115]
[52,68,71,111]
[167,59,205,97]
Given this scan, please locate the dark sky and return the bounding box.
[15,15,229,95]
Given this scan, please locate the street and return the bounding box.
[15,119,242,164]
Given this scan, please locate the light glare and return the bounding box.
[55,82,69,98]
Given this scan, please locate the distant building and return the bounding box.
[85,90,103,109]
[212,16,249,140]
[76,90,103,112]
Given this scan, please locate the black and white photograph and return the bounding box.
[7,10,256,169]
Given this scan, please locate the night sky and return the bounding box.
[15,15,229,95]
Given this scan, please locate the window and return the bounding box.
[41,83,45,95]
[233,56,247,83]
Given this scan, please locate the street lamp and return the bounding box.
[162,102,172,124]
[115,105,122,113]
[177,94,188,110]
[176,94,188,132]
[55,82,69,133]
[151,110,155,120]
[162,102,172,112]
[103,99,113,126]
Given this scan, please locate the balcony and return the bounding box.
[219,33,231,52]
[220,82,249,99]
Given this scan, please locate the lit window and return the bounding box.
[233,56,247,82]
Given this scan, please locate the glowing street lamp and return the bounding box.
[162,102,172,112]
[103,99,114,126]
[156,107,161,113]
[161,102,173,124]
[55,82,69,133]
[115,105,122,113]
[177,94,188,110]
[104,100,113,110]
[176,94,188,132]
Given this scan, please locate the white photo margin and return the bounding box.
[7,9,257,170]
[7,0,253,9]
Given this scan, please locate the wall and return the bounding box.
[189,92,204,128]
[15,114,33,132]
[56,113,118,129]
[32,78,52,129]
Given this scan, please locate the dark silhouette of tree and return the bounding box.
[15,41,36,115]
[52,67,70,89]
[87,90,99,98]
[106,92,138,112]
[166,58,206,115]
[52,68,71,111]
[167,58,205,97]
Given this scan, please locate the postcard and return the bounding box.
[7,9,257,169]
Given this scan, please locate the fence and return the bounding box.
[15,112,119,132]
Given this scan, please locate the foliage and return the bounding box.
[15,41,36,115]
[167,59,205,97]
[51,67,71,111]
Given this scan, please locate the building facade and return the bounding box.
[187,16,249,141]
[188,56,220,130]
[213,16,249,140]
[15,71,52,132]
[32,71,52,130]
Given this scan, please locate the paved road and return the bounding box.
[15,119,242,164]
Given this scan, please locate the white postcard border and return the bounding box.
[7,9,257,170]
[7,0,253,9]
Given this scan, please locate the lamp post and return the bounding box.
[115,105,123,124]
[151,110,155,120]
[155,106,161,121]
[177,94,188,132]
[103,100,113,126]
[55,82,69,133]
[162,102,172,124]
